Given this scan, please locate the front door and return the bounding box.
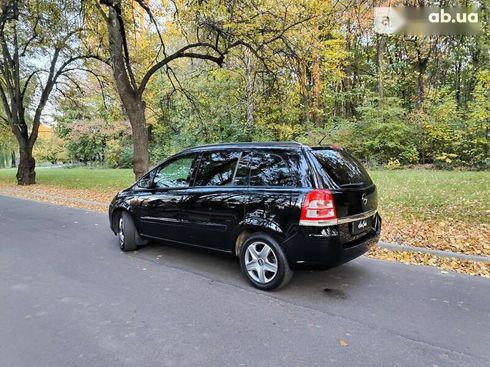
[138,153,198,243]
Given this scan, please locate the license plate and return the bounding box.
[351,217,371,235]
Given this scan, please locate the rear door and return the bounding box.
[308,148,377,222]
[241,150,310,237]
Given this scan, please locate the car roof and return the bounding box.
[181,141,308,153]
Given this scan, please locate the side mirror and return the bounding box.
[138,177,153,189]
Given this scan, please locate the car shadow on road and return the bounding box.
[126,240,375,301]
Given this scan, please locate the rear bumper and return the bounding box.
[283,214,381,270]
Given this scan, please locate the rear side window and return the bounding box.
[312,149,372,187]
[242,151,301,187]
[194,151,240,186]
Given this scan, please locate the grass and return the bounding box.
[0,167,134,191]
[0,167,488,223]
[370,170,490,222]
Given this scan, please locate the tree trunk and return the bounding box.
[311,55,322,127]
[376,34,387,110]
[414,43,430,110]
[10,150,16,168]
[11,113,36,185]
[341,77,355,118]
[16,145,35,185]
[298,59,309,124]
[125,99,149,179]
[245,49,255,133]
[105,3,149,179]
[455,58,462,106]
[415,64,425,109]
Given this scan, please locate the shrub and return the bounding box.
[384,158,401,170]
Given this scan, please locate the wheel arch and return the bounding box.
[110,202,133,234]
[233,223,285,257]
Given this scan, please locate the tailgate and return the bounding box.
[331,185,377,218]
[309,147,377,218]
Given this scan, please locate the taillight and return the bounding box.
[300,189,337,226]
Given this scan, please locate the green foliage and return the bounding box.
[106,138,133,168]
[355,97,417,164]
[252,74,304,141]
[466,70,490,167]
[105,139,122,168]
[42,0,490,171]
[33,135,69,164]
[149,68,250,162]
[415,90,465,166]
[63,121,107,163]
[300,96,418,165]
[119,144,134,169]
[55,86,130,167]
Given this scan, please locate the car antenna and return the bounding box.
[318,134,328,146]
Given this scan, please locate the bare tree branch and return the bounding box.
[20,69,43,97]
[138,42,224,95]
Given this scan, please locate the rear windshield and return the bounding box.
[312,149,372,187]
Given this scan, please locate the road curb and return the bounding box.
[379,241,490,263]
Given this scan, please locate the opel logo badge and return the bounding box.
[362,193,368,206]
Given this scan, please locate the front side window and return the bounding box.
[248,152,300,187]
[153,155,195,189]
[194,151,241,186]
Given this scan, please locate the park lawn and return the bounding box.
[0,167,489,256]
[370,170,490,223]
[371,170,489,256]
[0,168,134,210]
[1,167,488,222]
[0,167,134,191]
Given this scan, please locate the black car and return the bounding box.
[109,142,381,290]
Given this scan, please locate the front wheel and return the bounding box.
[239,233,293,291]
[117,211,139,252]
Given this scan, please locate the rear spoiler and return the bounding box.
[310,144,344,151]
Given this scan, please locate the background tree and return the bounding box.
[90,0,314,178]
[0,116,15,167]
[0,0,101,184]
[3,0,487,174]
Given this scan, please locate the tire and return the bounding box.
[117,211,139,252]
[239,232,293,291]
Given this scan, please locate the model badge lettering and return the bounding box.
[362,193,368,206]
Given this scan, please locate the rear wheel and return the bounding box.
[239,232,293,290]
[117,211,139,252]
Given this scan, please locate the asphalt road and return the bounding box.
[1,195,489,367]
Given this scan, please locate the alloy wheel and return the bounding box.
[245,241,278,284]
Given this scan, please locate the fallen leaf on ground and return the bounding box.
[369,247,490,278]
